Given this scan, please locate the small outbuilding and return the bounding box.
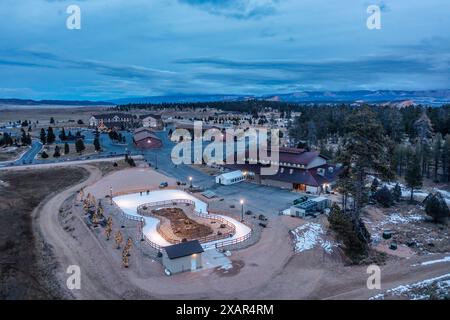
[289,196,331,218]
[215,170,245,185]
[163,240,204,274]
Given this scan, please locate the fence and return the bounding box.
[111,186,181,198]
[137,199,237,245]
[112,199,165,252]
[214,231,252,249]
[112,194,251,251]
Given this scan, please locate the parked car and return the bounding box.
[258,214,268,221]
[159,182,168,188]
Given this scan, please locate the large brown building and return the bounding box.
[228,147,341,194]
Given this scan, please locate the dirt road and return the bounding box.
[30,165,450,299]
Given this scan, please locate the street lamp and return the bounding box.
[240,199,244,222]
[110,187,113,205]
[189,176,193,188]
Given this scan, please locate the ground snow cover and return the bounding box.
[385,212,424,225]
[413,256,450,266]
[379,178,450,205]
[370,273,450,300]
[291,223,336,254]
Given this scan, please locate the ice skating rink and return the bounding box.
[113,189,251,248]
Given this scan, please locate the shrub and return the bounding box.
[392,183,402,202]
[127,158,136,167]
[370,178,379,193]
[328,203,370,263]
[374,186,394,207]
[41,151,49,159]
[423,192,450,223]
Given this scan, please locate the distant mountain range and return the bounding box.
[111,90,450,106]
[1,90,449,107]
[0,98,114,106]
[262,90,450,106]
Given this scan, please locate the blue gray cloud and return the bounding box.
[178,0,280,19]
[0,0,449,100]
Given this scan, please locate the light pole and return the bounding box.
[155,154,158,170]
[240,199,244,222]
[110,187,113,205]
[189,176,193,188]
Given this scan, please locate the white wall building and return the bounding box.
[215,170,246,185]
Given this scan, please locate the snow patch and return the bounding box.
[291,223,337,254]
[413,256,450,266]
[385,212,424,225]
[219,264,233,271]
[370,273,450,300]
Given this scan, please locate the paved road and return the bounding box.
[2,126,301,213]
[0,128,139,167]
[140,127,299,214]
[0,140,42,166]
[139,127,216,187]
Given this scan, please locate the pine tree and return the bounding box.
[20,129,31,145]
[93,137,101,151]
[414,112,433,177]
[393,183,402,202]
[370,178,379,193]
[334,108,392,260]
[339,107,394,215]
[47,127,56,144]
[328,203,370,263]
[0,132,13,146]
[53,145,61,158]
[405,152,423,202]
[26,133,32,145]
[59,127,67,141]
[414,112,433,142]
[64,142,70,155]
[442,135,450,182]
[50,117,55,124]
[433,133,442,182]
[75,138,85,154]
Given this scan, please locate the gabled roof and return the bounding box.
[134,130,161,142]
[217,170,244,180]
[165,240,204,259]
[239,147,325,166]
[225,163,342,187]
[92,113,133,119]
[134,127,154,134]
[139,114,162,120]
[175,122,220,131]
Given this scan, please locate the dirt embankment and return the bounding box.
[0,167,88,299]
[152,207,214,239]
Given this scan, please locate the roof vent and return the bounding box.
[317,168,325,176]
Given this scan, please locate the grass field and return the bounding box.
[0,167,88,299]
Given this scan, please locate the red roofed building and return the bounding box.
[227,147,342,194]
[133,128,162,149]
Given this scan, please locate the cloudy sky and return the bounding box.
[0,0,449,100]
